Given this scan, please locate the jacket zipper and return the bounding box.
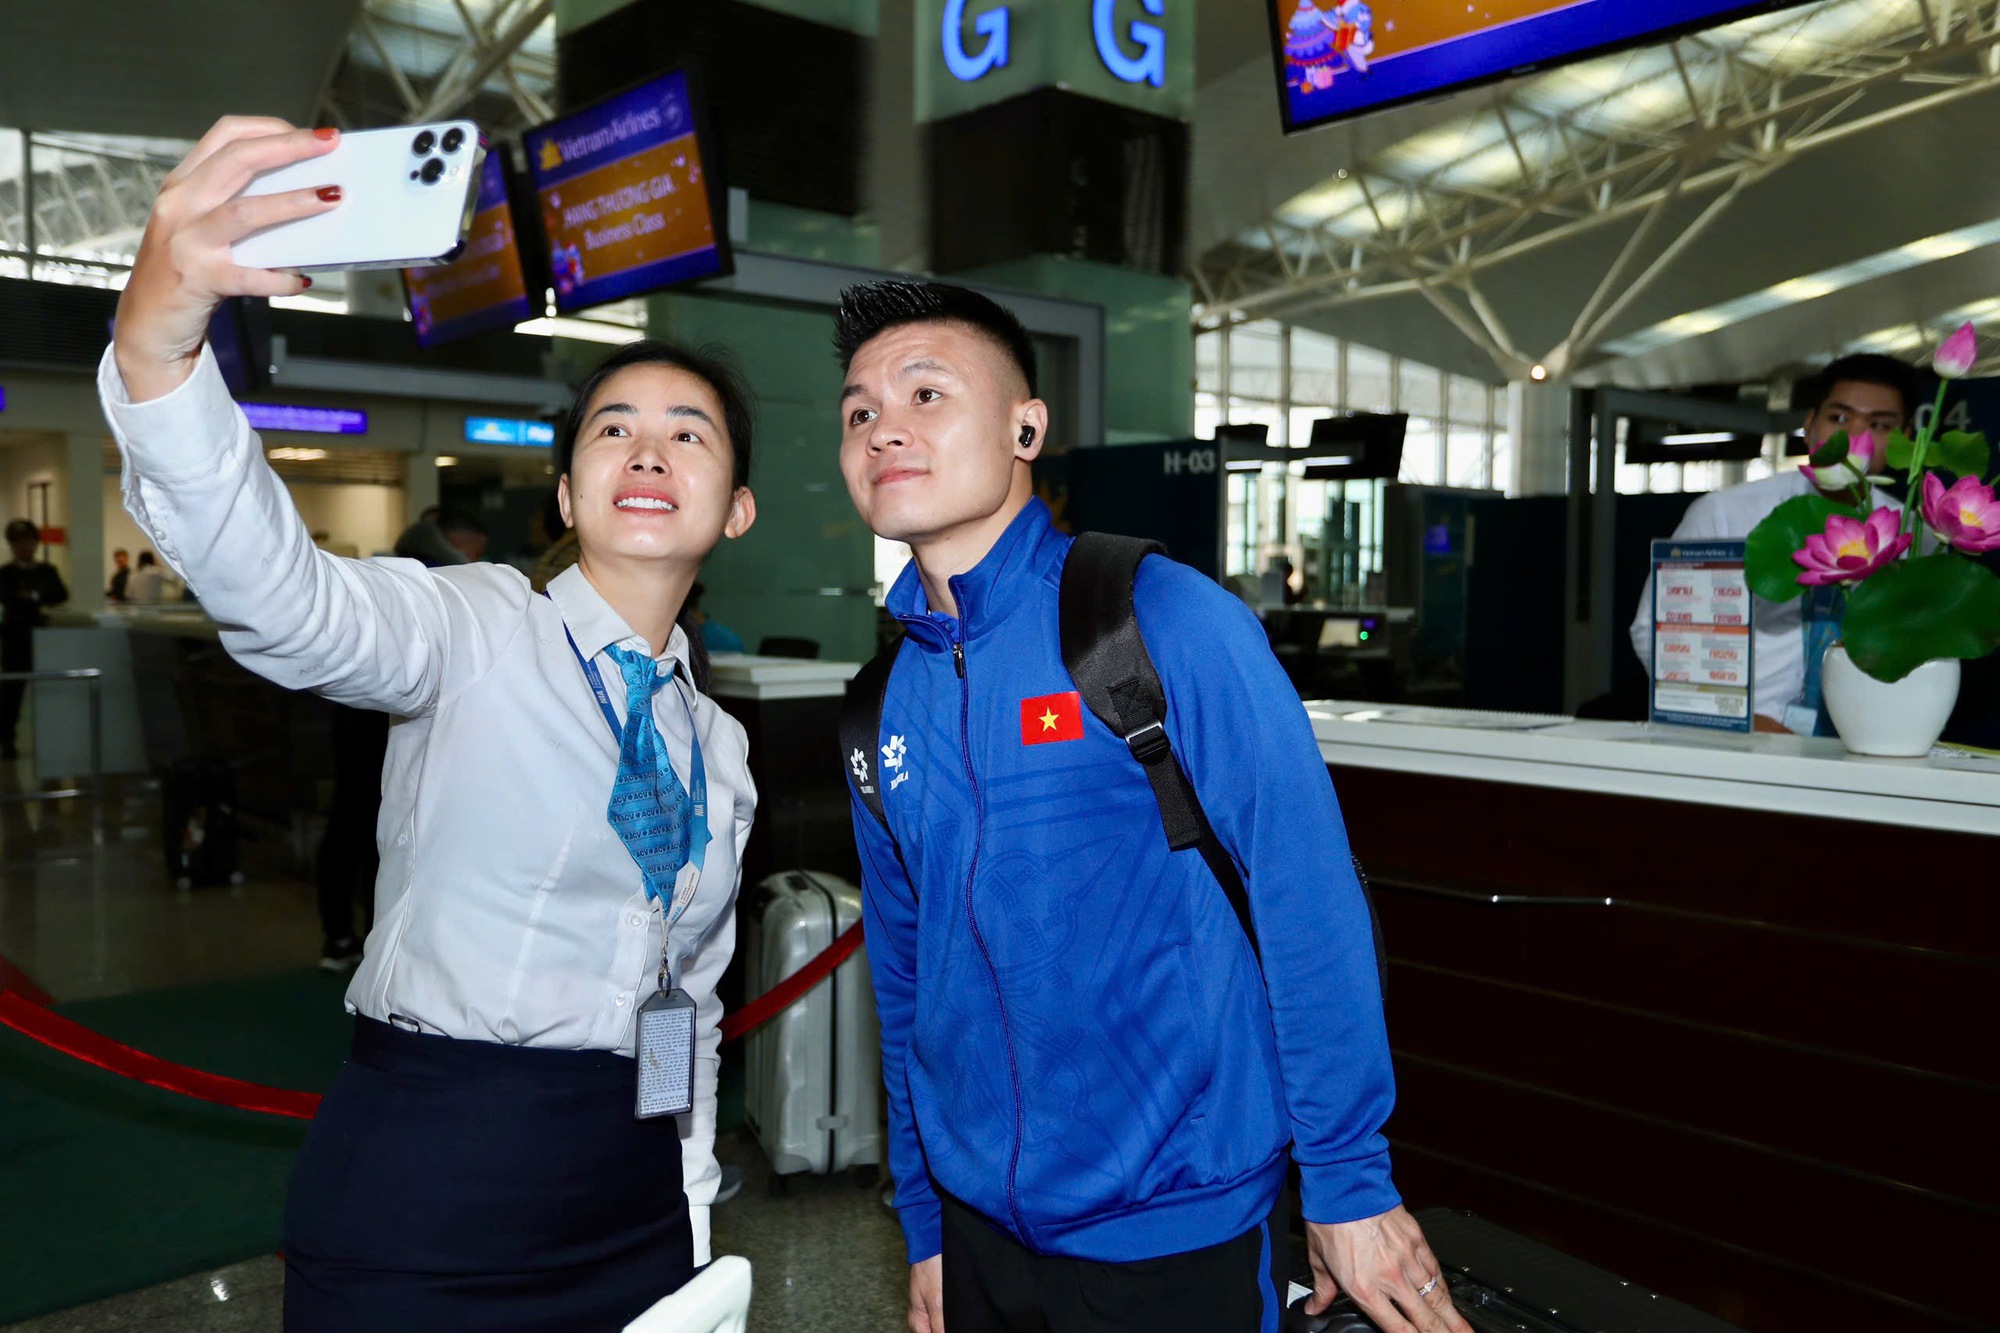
[950,610,1031,1246]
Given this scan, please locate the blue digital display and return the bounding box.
[465,416,557,447]
[1273,1,1806,134]
[405,149,536,348]
[243,404,368,435]
[524,70,729,314]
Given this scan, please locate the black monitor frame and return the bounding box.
[522,65,733,316]
[1266,1,1811,136]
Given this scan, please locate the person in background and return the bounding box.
[318,516,476,972]
[683,582,745,655]
[108,547,132,602]
[1629,353,1919,733]
[831,281,1466,1333]
[127,550,167,604]
[436,507,488,563]
[1,519,69,760]
[532,489,583,592]
[391,516,467,567]
[106,117,759,1330]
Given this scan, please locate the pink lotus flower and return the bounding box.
[1801,430,1881,492]
[1934,321,1979,380]
[1793,508,1912,586]
[1921,472,2000,553]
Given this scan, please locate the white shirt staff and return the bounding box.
[102,116,762,1328]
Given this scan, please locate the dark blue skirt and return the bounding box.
[283,1018,693,1333]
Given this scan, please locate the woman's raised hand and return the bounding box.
[113,117,342,403]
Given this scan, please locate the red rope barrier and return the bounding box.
[0,989,322,1119]
[718,921,866,1043]
[0,921,867,1118]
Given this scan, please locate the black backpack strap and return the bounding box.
[1061,533,1262,960]
[840,641,902,832]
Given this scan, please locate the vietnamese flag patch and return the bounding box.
[1021,692,1085,745]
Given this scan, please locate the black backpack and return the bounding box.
[839,533,1383,987]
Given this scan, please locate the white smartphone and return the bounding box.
[230,122,485,273]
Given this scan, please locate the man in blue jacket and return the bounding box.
[834,281,1469,1333]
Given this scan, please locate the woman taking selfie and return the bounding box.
[102,118,758,1331]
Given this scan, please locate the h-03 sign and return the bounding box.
[943,0,1168,87]
[1161,447,1217,476]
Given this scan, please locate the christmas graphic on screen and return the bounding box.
[1274,1,1803,133]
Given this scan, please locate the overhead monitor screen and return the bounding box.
[1272,1,1809,134]
[403,148,536,347]
[523,69,730,313]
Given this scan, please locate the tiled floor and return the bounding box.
[0,741,909,1333]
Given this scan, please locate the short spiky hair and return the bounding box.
[833,281,1038,396]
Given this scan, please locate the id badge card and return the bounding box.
[635,987,696,1120]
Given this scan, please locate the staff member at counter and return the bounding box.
[1628,354,1918,732]
[1,519,69,760]
[103,118,759,1331]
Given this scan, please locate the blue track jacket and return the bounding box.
[852,499,1399,1265]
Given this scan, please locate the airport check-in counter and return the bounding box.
[33,610,335,822]
[705,654,863,889]
[1311,703,1995,1333]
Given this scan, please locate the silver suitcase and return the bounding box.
[743,871,882,1179]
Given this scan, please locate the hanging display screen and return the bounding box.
[523,69,730,313]
[1271,1,1810,134]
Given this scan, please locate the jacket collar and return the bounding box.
[545,563,691,674]
[886,498,1064,646]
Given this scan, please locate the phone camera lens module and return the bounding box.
[441,127,466,154]
[420,157,445,184]
[412,130,436,156]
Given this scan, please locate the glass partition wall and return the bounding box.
[1197,321,1510,606]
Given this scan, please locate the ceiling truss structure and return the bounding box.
[0,135,177,280]
[1193,1,2000,380]
[316,0,558,136]
[0,0,559,286]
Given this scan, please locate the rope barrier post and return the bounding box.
[87,672,104,845]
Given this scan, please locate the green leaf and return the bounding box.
[1886,430,1918,471]
[1807,431,1850,471]
[1931,430,1991,480]
[1844,554,2000,682]
[1744,494,1849,603]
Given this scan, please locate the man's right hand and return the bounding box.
[908,1255,944,1333]
[114,117,340,404]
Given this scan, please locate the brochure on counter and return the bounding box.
[1649,539,1753,734]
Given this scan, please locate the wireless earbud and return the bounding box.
[1019,425,1036,447]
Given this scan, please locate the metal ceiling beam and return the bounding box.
[1194,2,2000,359]
[417,0,557,121]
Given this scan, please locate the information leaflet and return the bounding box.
[1649,539,1753,734]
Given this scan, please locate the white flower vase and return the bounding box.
[1820,646,1960,757]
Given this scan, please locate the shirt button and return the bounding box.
[615,994,629,1007]
[628,913,644,927]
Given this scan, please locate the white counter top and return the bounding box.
[706,654,860,701]
[1310,701,2000,836]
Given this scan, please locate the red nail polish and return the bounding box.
[300,276,313,290]
[316,185,342,203]
[312,127,337,141]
